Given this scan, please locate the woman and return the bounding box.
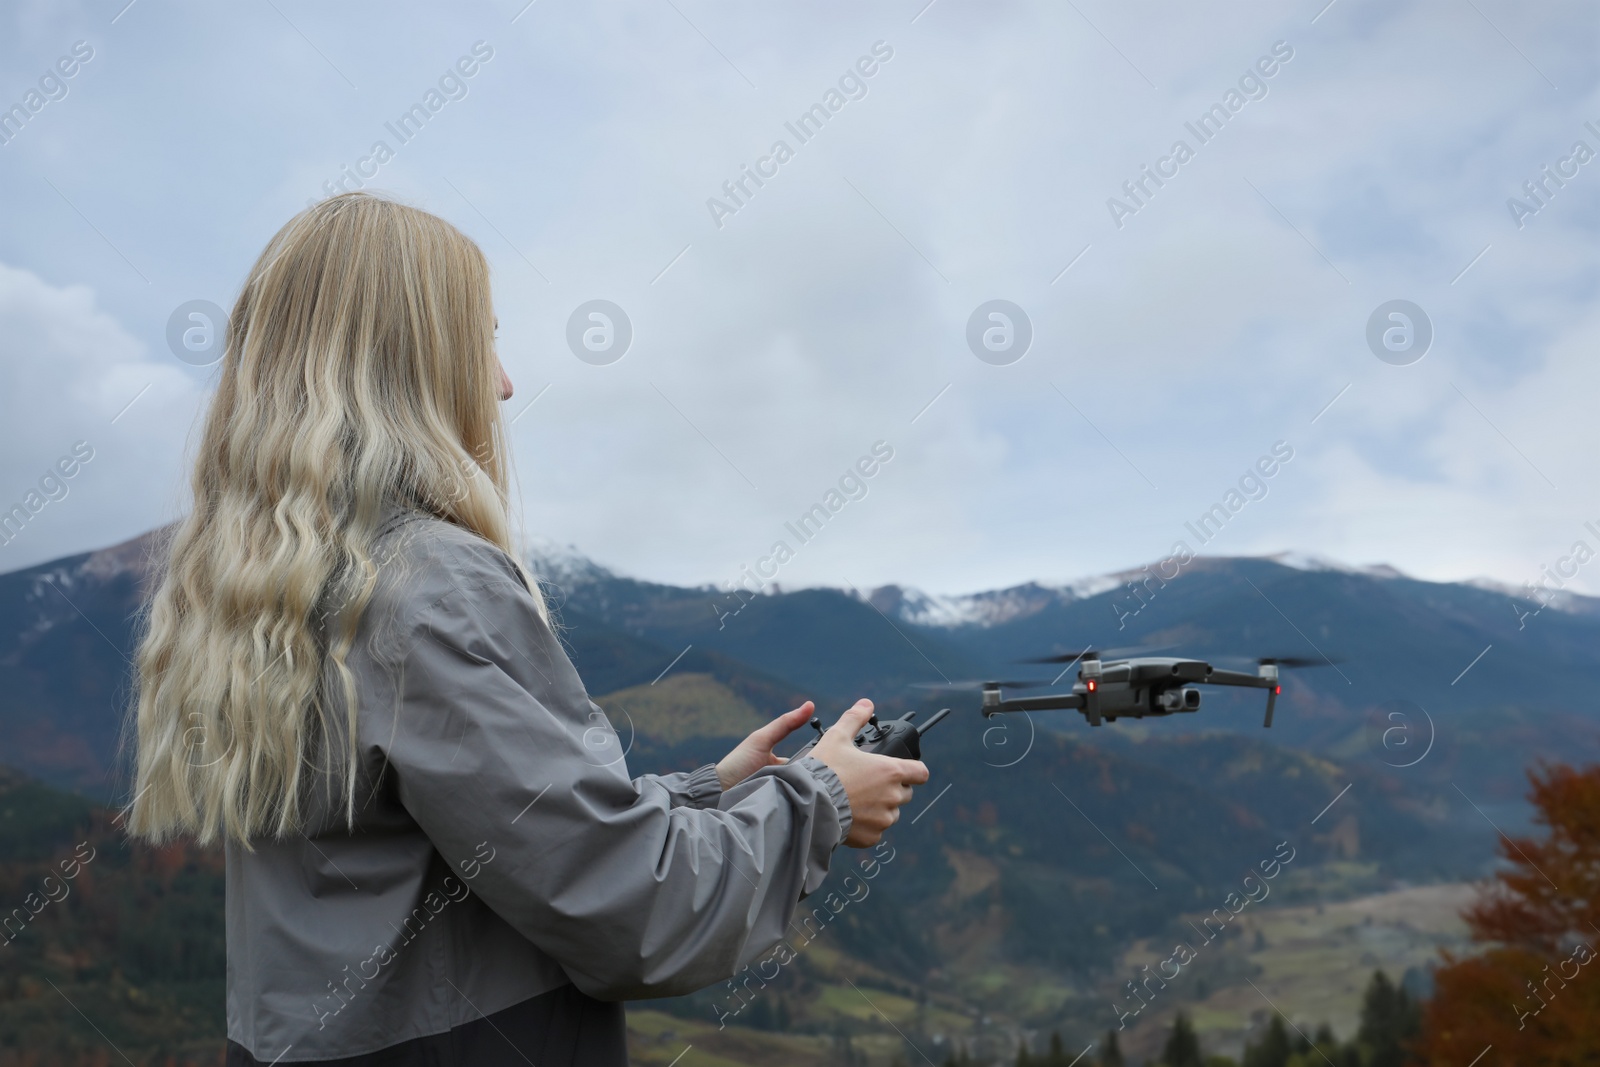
[125,192,929,1065]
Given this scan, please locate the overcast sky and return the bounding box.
[1,0,1597,598]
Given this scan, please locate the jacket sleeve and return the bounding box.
[644,761,724,809]
[580,700,723,811]
[370,536,850,1001]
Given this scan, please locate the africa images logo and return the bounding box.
[705,41,895,229]
[1105,41,1294,230]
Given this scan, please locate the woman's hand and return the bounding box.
[809,699,930,848]
[715,701,817,791]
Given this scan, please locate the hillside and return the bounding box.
[541,552,1600,819]
[0,766,223,1067]
[0,706,1496,1065]
[1106,882,1475,1062]
[9,526,1597,808]
[596,672,768,745]
[1,528,1594,1062]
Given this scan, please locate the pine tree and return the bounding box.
[831,1024,863,1066]
[1242,1014,1292,1067]
[943,1041,978,1066]
[1101,1030,1125,1067]
[1356,970,1419,1067]
[775,996,791,1033]
[1162,1011,1205,1067]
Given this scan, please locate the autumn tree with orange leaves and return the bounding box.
[1417,763,1600,1064]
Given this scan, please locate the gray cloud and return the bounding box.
[0,0,1596,596]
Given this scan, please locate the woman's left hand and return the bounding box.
[716,701,816,791]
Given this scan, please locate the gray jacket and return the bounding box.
[224,506,853,1064]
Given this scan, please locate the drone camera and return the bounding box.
[1157,687,1201,712]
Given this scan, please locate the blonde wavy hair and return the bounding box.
[126,191,543,847]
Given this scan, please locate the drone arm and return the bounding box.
[1204,668,1273,688]
[1202,667,1279,728]
[984,692,1088,715]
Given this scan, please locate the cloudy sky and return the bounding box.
[1,0,1597,598]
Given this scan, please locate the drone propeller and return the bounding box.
[1256,655,1342,669]
[1016,643,1174,665]
[908,678,1055,692]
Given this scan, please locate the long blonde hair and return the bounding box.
[126,191,542,846]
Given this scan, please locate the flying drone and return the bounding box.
[949,649,1333,728]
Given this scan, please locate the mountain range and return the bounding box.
[2,526,1597,1062]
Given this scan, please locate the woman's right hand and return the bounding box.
[809,699,930,847]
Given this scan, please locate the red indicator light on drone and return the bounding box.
[1087,680,1098,692]
[1274,685,1281,695]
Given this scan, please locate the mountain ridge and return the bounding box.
[520,538,1600,633]
[40,522,1600,634]
[7,525,1600,813]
